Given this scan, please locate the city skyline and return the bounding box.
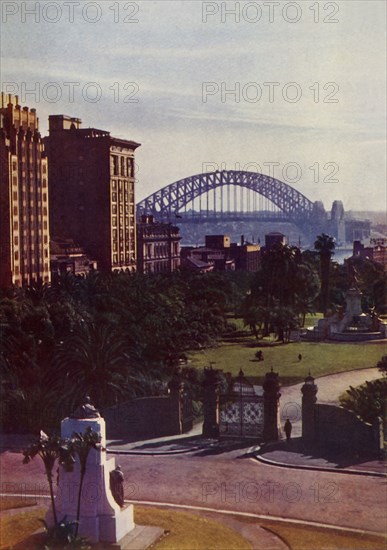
[1,0,386,212]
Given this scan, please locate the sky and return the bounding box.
[1,0,386,213]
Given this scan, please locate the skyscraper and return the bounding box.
[45,115,140,273]
[0,93,50,288]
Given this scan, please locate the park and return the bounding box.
[0,235,386,548]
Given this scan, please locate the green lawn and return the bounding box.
[0,506,251,550]
[3,506,384,550]
[189,323,386,386]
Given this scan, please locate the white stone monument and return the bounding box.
[48,399,135,544]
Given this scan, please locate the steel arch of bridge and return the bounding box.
[136,170,314,222]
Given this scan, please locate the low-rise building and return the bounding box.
[50,238,97,279]
[352,238,387,269]
[136,215,181,273]
[181,235,260,272]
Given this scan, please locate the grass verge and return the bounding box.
[135,506,251,549]
[0,506,251,550]
[0,497,37,512]
[259,520,386,550]
[0,509,42,549]
[1,505,385,550]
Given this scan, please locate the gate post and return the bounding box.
[301,372,318,444]
[169,370,185,435]
[202,367,221,438]
[263,368,281,442]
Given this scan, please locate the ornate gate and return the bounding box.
[219,369,264,438]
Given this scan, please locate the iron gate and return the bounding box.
[219,370,264,438]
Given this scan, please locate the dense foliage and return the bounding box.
[241,243,321,341]
[1,243,385,433]
[0,271,242,432]
[340,377,387,424]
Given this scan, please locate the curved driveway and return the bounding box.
[0,368,385,538]
[279,367,382,437]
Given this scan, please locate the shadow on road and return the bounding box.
[259,437,384,470]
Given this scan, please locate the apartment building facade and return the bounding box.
[45,115,140,273]
[0,93,50,287]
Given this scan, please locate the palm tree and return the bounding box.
[51,322,134,410]
[69,427,103,537]
[314,234,336,315]
[23,431,73,527]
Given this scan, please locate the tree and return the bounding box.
[51,322,134,411]
[245,244,319,339]
[377,356,387,376]
[22,431,73,527]
[314,233,336,315]
[69,427,103,537]
[340,379,386,424]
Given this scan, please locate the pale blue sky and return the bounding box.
[1,0,386,212]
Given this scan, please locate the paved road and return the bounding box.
[1,444,386,536]
[279,367,382,437]
[1,368,386,539]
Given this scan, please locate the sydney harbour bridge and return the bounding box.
[137,170,347,244]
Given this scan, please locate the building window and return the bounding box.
[112,156,119,176]
[120,157,125,176]
[127,158,134,177]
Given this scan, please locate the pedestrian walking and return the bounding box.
[284,418,292,442]
[298,353,302,361]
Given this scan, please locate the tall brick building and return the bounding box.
[0,94,50,288]
[45,115,140,273]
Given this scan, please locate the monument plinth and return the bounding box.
[47,400,135,544]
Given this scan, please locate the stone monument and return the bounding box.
[301,372,318,444]
[202,367,221,438]
[304,286,387,341]
[49,397,135,544]
[263,368,281,442]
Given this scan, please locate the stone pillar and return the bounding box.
[168,371,185,435]
[263,369,281,442]
[48,401,135,544]
[301,373,318,444]
[202,367,221,438]
[383,398,387,458]
[345,288,363,316]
